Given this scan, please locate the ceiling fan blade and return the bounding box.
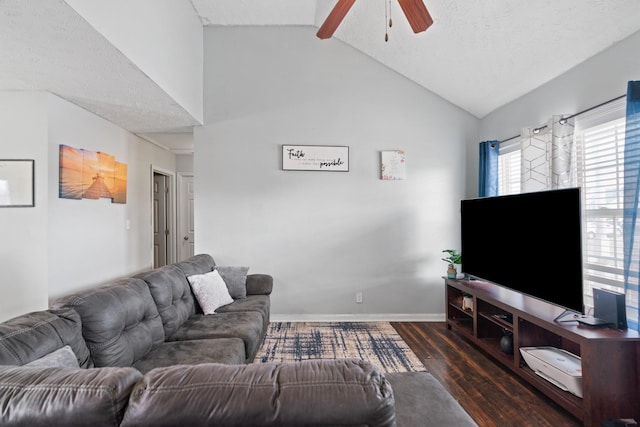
[397,0,433,33]
[316,0,356,39]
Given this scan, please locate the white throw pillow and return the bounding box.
[187,270,234,315]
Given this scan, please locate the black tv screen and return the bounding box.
[461,187,584,314]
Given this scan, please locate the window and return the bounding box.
[575,117,626,308]
[496,100,627,310]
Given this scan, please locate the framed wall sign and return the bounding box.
[0,159,35,207]
[282,145,349,172]
[380,150,406,180]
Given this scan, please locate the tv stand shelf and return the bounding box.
[445,278,640,427]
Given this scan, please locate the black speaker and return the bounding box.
[593,288,627,330]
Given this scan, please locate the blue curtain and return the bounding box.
[479,140,499,197]
[623,81,640,331]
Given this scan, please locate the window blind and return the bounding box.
[575,117,626,308]
[498,139,520,196]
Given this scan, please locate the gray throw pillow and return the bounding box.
[217,266,249,299]
[25,345,79,368]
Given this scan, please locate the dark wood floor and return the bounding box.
[391,322,581,427]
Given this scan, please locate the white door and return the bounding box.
[178,174,195,261]
[153,173,169,268]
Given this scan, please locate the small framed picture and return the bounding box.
[381,150,406,180]
[0,159,35,207]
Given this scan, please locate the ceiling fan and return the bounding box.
[316,0,433,40]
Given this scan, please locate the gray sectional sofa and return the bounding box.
[0,254,396,426]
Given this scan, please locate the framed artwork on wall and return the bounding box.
[0,159,35,207]
[282,145,349,172]
[380,150,406,180]
[58,145,128,204]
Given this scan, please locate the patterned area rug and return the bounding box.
[254,322,427,373]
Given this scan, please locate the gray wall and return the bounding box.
[0,92,176,321]
[176,154,194,173]
[47,94,176,301]
[195,26,479,320]
[468,30,640,196]
[4,23,636,323]
[0,92,49,320]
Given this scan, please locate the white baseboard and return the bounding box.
[270,313,446,322]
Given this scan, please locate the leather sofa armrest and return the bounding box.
[0,366,142,427]
[246,273,273,296]
[122,358,396,427]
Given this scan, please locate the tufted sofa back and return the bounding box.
[173,253,216,277]
[134,264,196,339]
[53,278,165,367]
[0,308,92,368]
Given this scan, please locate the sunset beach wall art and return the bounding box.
[59,145,127,204]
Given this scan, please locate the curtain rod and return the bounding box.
[498,93,627,144]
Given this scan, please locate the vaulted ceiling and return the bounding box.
[2,0,640,152]
[193,0,640,119]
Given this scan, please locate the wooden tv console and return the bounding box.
[445,278,640,427]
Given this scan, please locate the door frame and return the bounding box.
[177,172,195,261]
[150,165,176,266]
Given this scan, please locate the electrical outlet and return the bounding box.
[355,292,363,303]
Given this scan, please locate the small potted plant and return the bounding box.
[442,249,462,279]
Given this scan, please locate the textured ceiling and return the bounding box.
[1,0,640,152]
[0,0,200,136]
[192,0,640,118]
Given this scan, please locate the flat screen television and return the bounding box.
[460,187,584,314]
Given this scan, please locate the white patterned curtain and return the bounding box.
[521,115,576,192]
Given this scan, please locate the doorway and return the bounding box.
[177,173,195,261]
[152,168,175,268]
